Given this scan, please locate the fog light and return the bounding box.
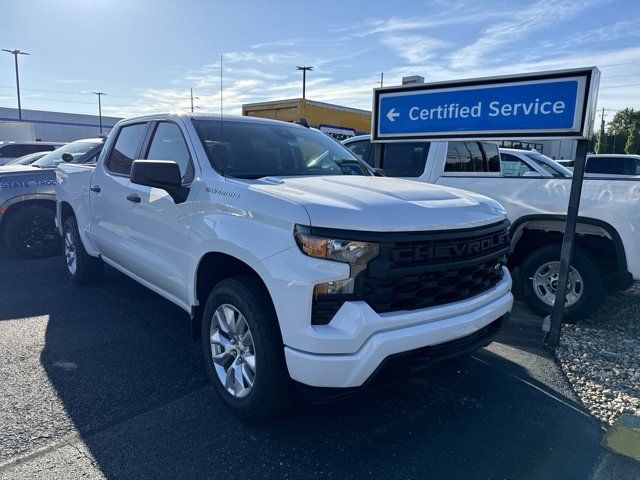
[314,278,355,296]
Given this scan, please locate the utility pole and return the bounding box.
[597,107,606,153]
[92,92,105,135]
[296,66,313,100]
[379,72,384,88]
[2,49,29,121]
[190,88,200,113]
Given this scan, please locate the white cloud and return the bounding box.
[448,0,601,68]
[381,34,451,64]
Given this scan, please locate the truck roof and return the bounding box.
[587,154,640,159]
[117,112,309,129]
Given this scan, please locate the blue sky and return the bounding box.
[1,0,639,122]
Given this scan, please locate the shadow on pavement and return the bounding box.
[0,250,604,479]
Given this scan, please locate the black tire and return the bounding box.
[201,276,294,418]
[520,245,604,322]
[62,216,103,285]
[5,206,60,258]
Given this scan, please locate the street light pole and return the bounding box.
[2,49,30,121]
[296,66,313,100]
[92,92,105,135]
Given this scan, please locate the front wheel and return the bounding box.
[201,276,293,418]
[520,245,604,322]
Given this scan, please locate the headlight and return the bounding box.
[294,225,379,275]
[295,225,380,325]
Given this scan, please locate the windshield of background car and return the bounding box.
[193,120,372,179]
[525,152,572,177]
[32,141,99,168]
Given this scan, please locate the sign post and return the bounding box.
[371,67,600,348]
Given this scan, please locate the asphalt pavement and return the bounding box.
[0,248,613,479]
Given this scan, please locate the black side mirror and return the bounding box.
[61,152,74,162]
[130,160,188,204]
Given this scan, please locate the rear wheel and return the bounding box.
[5,206,60,258]
[520,245,604,322]
[201,276,293,418]
[63,216,103,285]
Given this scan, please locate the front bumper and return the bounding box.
[284,268,512,388]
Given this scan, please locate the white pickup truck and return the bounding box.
[343,136,640,319]
[56,113,513,416]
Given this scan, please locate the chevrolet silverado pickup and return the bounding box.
[56,114,513,417]
[344,136,640,320]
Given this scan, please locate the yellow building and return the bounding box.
[242,98,371,140]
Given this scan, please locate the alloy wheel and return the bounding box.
[64,225,77,275]
[209,304,256,398]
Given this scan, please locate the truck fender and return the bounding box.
[509,214,628,275]
[0,193,56,230]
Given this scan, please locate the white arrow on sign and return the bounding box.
[386,108,400,122]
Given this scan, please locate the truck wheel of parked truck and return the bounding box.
[518,245,604,321]
[201,276,294,417]
[4,205,60,258]
[62,216,103,285]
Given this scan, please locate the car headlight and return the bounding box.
[294,225,380,324]
[294,225,379,275]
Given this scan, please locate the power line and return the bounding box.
[603,72,640,79]
[600,61,640,68]
[0,95,133,108]
[600,81,640,89]
[0,84,155,99]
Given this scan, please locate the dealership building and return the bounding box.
[0,107,121,142]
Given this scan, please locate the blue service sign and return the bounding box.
[372,68,600,142]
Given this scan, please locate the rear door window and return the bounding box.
[501,153,535,176]
[445,142,500,174]
[381,142,428,177]
[105,123,148,176]
[586,156,637,175]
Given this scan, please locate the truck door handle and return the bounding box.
[90,185,101,193]
[126,194,141,203]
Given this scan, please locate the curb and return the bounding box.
[602,414,640,461]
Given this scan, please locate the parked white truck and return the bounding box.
[343,136,640,319]
[56,114,513,416]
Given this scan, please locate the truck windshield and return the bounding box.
[525,152,572,178]
[193,119,372,179]
[32,141,99,169]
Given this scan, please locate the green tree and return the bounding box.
[625,123,640,154]
[608,108,640,136]
[595,132,608,154]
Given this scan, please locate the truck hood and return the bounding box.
[251,176,506,232]
[0,165,43,174]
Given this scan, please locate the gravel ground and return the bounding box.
[557,283,640,425]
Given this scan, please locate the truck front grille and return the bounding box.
[363,220,509,314]
[310,220,510,323]
[364,257,505,313]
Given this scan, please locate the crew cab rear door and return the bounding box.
[89,122,150,267]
